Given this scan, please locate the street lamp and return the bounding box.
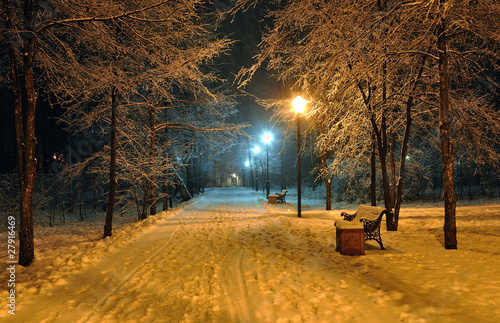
[292,95,307,218]
[262,132,273,199]
[253,146,260,191]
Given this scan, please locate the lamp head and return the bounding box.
[262,132,273,144]
[292,95,307,114]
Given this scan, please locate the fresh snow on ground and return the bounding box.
[2,187,500,322]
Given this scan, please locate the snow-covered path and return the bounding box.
[5,187,500,322]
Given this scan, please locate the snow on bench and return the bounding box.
[340,205,388,250]
[275,189,287,204]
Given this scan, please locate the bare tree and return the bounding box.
[2,0,42,266]
[50,1,243,229]
[1,0,243,264]
[235,0,500,249]
[237,0,430,218]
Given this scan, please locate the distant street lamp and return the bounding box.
[292,95,307,218]
[262,132,273,198]
[253,146,260,191]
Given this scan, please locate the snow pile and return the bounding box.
[2,188,500,322]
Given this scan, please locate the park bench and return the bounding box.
[340,205,388,250]
[275,189,287,203]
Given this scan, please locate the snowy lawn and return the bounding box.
[2,187,500,322]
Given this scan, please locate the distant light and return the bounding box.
[292,95,307,114]
[253,146,260,154]
[232,173,237,178]
[245,161,250,167]
[262,132,273,144]
[405,155,410,161]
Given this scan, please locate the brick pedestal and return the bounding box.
[335,220,365,256]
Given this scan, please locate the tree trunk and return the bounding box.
[149,105,157,216]
[325,178,332,210]
[393,103,412,231]
[67,129,73,213]
[168,183,173,208]
[8,0,39,267]
[320,121,331,210]
[163,110,170,211]
[201,153,205,193]
[370,130,377,206]
[175,169,192,201]
[458,161,463,200]
[18,51,37,267]
[355,76,393,227]
[140,181,149,220]
[392,51,427,230]
[187,163,194,196]
[437,7,457,249]
[103,88,118,238]
[389,132,396,205]
[162,182,168,211]
[280,143,288,190]
[371,112,394,230]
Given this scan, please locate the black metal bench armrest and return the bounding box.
[358,209,388,250]
[275,190,287,203]
[341,211,357,221]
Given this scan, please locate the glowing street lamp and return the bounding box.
[262,132,273,144]
[292,96,307,218]
[262,132,273,198]
[292,96,307,114]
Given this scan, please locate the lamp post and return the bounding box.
[262,132,273,198]
[244,160,250,187]
[292,96,307,218]
[253,146,260,192]
[243,160,250,187]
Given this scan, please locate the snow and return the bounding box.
[2,187,500,322]
[334,219,363,229]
